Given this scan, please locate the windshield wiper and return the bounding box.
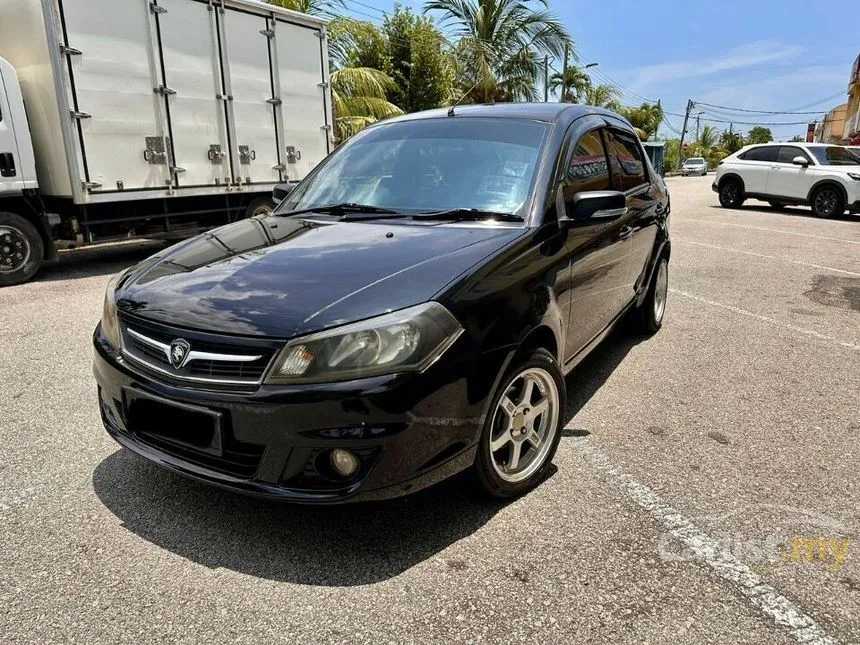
[412,208,524,223]
[280,203,404,220]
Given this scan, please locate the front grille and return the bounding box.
[119,317,279,387]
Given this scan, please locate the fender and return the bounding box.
[717,172,745,192]
[807,179,848,204]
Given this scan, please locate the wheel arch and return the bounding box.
[718,172,745,193]
[807,179,848,205]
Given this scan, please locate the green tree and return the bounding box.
[424,0,573,103]
[582,84,621,110]
[266,0,344,17]
[549,67,591,103]
[746,126,773,145]
[619,102,663,140]
[328,18,388,70]
[719,129,744,153]
[662,138,680,173]
[383,6,454,112]
[789,135,805,142]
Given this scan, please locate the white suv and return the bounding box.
[713,143,860,218]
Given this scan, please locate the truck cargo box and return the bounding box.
[0,0,332,205]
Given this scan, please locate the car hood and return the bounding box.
[116,216,525,338]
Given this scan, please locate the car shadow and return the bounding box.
[708,204,859,222]
[34,241,167,283]
[92,449,514,586]
[91,325,640,586]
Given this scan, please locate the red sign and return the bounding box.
[806,123,816,142]
[681,144,689,152]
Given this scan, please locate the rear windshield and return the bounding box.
[808,146,860,166]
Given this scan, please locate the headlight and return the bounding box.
[100,271,123,349]
[848,173,860,181]
[265,302,463,384]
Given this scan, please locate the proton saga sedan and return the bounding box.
[93,103,671,503]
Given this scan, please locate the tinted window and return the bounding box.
[566,130,611,192]
[740,146,778,162]
[606,130,646,191]
[283,118,548,217]
[808,146,860,166]
[776,146,811,164]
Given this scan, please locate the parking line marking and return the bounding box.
[669,289,860,351]
[569,438,840,645]
[686,220,860,245]
[677,239,860,277]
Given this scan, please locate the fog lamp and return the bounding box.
[330,449,360,477]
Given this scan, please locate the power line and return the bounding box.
[341,0,386,15]
[694,101,828,116]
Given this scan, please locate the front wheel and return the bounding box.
[810,186,845,218]
[474,348,565,499]
[0,212,44,287]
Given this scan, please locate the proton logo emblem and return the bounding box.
[168,338,191,369]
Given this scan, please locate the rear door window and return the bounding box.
[605,130,647,192]
[740,146,778,162]
[776,146,811,164]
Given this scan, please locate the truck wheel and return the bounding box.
[243,197,277,219]
[0,212,44,287]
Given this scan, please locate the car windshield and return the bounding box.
[808,146,860,166]
[685,158,704,164]
[281,117,549,219]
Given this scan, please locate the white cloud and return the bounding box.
[626,40,806,92]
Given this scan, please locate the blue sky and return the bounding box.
[335,0,859,141]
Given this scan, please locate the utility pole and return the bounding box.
[655,98,661,139]
[543,56,549,102]
[695,113,701,140]
[560,44,569,103]
[678,99,693,169]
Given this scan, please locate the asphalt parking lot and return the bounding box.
[1,174,858,644]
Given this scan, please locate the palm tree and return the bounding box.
[696,124,718,151]
[549,67,591,103]
[267,0,345,17]
[582,84,621,111]
[330,67,403,142]
[424,0,572,103]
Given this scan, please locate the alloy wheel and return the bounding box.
[0,226,30,273]
[721,183,738,205]
[813,189,838,217]
[489,367,560,483]
[654,260,668,323]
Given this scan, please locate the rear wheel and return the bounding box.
[718,178,744,208]
[0,212,44,287]
[474,348,565,499]
[810,186,845,218]
[630,256,668,335]
[243,196,277,220]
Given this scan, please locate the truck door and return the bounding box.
[58,0,170,192]
[273,19,330,181]
[219,8,280,186]
[0,64,22,194]
[155,0,230,188]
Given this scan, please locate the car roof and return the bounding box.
[382,102,633,126]
[742,142,842,148]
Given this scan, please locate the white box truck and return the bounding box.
[0,0,332,285]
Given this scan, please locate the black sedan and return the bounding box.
[93,103,670,503]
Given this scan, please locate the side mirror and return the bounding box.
[558,189,627,226]
[272,183,295,204]
[792,156,809,168]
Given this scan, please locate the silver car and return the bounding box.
[682,157,708,176]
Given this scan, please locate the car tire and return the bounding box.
[243,196,277,220]
[630,255,668,335]
[718,178,744,208]
[810,186,845,218]
[474,348,566,499]
[0,211,44,287]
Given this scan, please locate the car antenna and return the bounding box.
[448,79,482,117]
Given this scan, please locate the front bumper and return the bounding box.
[712,181,719,193]
[93,327,502,503]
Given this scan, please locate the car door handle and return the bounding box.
[619,225,634,239]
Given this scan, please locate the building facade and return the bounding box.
[845,53,860,145]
